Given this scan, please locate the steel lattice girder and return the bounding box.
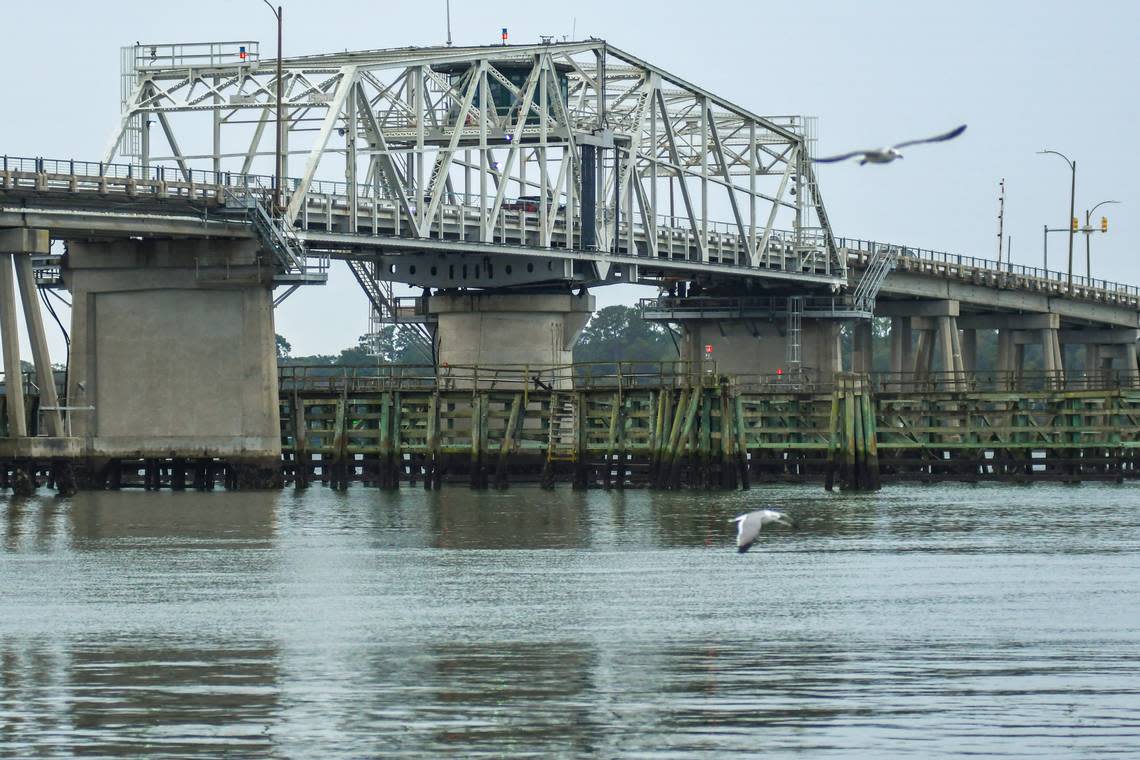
[106,40,843,285]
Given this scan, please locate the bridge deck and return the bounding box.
[2,156,1139,313]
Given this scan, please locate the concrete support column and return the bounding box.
[1041,328,1064,386]
[14,253,63,436]
[911,323,932,379]
[852,320,873,375]
[961,329,977,374]
[889,317,909,375]
[997,329,1013,374]
[430,291,595,388]
[0,253,26,436]
[936,316,965,389]
[1086,344,1102,375]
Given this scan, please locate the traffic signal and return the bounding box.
[1071,217,1079,232]
[1101,216,1109,232]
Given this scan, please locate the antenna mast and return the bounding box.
[446,0,453,46]
[996,178,1005,265]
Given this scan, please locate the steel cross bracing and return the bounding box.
[103,40,843,304]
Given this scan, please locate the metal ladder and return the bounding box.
[785,295,803,371]
[852,242,899,313]
[346,259,434,350]
[547,392,579,462]
[223,185,308,276]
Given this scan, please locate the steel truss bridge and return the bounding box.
[3,40,1138,334]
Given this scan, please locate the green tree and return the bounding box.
[369,325,433,364]
[574,305,677,364]
[275,333,292,359]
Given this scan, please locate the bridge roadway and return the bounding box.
[2,156,1137,324]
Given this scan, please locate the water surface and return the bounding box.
[2,484,1138,757]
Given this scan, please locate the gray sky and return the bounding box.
[3,0,1137,358]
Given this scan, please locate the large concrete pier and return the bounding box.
[63,238,281,483]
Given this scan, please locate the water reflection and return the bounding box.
[0,639,279,757]
[67,491,277,548]
[428,489,592,549]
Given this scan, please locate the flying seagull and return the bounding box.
[813,124,967,165]
[732,509,794,553]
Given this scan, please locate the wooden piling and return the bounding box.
[494,393,522,489]
[603,392,619,489]
[824,389,840,492]
[734,393,750,490]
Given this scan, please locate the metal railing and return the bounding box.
[841,238,1140,300]
[277,361,717,393]
[639,295,870,317]
[127,41,260,70]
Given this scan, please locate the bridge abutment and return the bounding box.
[64,238,281,475]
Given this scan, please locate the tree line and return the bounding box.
[279,308,1091,373]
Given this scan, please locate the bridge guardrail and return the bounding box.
[277,361,718,394]
[841,239,1140,301]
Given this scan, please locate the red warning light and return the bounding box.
[776,367,783,376]
[704,344,713,354]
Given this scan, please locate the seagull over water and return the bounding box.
[813,124,967,165]
[732,509,794,553]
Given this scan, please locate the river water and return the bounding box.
[1,483,1138,758]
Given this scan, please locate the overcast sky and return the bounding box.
[2,0,1137,358]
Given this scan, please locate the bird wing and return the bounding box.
[736,514,762,548]
[892,124,967,150]
[811,150,869,164]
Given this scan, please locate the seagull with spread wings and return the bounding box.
[813,124,967,165]
[732,509,794,553]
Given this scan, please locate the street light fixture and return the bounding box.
[262,0,283,214]
[1083,199,1120,279]
[1037,149,1076,289]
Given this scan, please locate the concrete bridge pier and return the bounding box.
[677,319,841,382]
[64,237,282,485]
[429,291,595,388]
[880,301,965,389]
[960,314,1063,387]
[1057,329,1140,381]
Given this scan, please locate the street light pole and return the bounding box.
[1083,199,1121,279]
[262,0,283,214]
[1038,149,1076,289]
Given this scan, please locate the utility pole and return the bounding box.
[1037,149,1076,289]
[1083,199,1121,279]
[262,1,283,214]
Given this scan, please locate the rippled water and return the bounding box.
[2,483,1138,757]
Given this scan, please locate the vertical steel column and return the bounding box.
[581,144,596,250]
